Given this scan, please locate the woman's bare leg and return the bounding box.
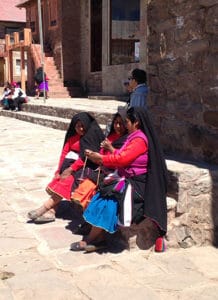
[84,226,104,244]
[27,194,62,220]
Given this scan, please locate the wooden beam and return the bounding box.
[21,47,26,91]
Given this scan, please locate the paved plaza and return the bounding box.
[0,115,218,300]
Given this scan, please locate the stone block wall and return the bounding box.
[147,0,218,164]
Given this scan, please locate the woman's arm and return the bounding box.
[86,137,147,168]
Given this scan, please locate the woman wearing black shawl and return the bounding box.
[71,110,128,234]
[70,107,168,252]
[27,112,104,223]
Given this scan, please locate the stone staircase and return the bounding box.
[0,99,113,131]
[30,44,81,98]
[0,102,217,249]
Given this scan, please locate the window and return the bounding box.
[91,0,102,72]
[48,0,57,28]
[15,59,27,75]
[5,27,20,43]
[110,0,140,65]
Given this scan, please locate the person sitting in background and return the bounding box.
[0,82,11,110]
[27,112,105,224]
[128,68,148,108]
[70,107,168,252]
[7,82,27,111]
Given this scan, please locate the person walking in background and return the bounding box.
[34,67,49,99]
[128,68,148,108]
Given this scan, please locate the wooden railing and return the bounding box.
[5,28,32,51]
[4,28,32,91]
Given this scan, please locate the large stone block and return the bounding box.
[204,111,218,127]
[205,5,218,34]
[199,0,218,7]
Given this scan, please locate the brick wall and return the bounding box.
[147,0,218,164]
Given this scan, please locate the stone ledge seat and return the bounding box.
[0,98,217,250]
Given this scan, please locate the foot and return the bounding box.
[70,241,87,251]
[27,206,48,220]
[85,241,107,253]
[34,213,55,224]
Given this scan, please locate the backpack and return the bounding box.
[34,68,44,84]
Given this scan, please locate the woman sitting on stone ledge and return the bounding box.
[27,112,104,223]
[71,109,128,234]
[70,107,168,253]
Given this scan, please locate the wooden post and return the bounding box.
[8,50,13,83]
[24,28,32,46]
[20,47,25,91]
[14,32,19,46]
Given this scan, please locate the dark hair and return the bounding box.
[132,68,147,84]
[126,107,141,128]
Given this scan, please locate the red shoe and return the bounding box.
[155,237,166,252]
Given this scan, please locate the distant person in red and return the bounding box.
[34,67,49,99]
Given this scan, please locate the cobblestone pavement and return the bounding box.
[0,116,218,300]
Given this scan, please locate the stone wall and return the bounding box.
[147,0,218,164]
[118,159,218,249]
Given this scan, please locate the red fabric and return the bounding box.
[57,134,81,172]
[47,134,84,200]
[99,132,120,155]
[102,137,147,168]
[47,175,74,200]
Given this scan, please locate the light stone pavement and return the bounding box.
[28,97,126,113]
[0,116,218,300]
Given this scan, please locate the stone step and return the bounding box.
[0,109,107,132]
[21,101,114,125]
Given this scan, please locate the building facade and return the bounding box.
[17,0,218,164]
[0,1,26,86]
[18,0,147,96]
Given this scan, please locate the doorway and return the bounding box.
[91,0,102,72]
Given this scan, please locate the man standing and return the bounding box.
[128,68,148,108]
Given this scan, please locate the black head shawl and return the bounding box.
[127,107,168,234]
[109,110,128,149]
[64,112,105,166]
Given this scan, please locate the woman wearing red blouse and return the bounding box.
[70,107,168,252]
[27,112,104,223]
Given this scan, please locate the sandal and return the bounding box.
[85,241,107,253]
[34,214,55,224]
[27,210,40,220]
[70,241,87,251]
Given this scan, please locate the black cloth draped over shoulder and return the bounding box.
[64,112,105,169]
[127,107,168,234]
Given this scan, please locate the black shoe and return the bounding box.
[72,222,92,235]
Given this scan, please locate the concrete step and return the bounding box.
[21,101,114,124]
[0,109,70,130]
[0,109,107,132]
